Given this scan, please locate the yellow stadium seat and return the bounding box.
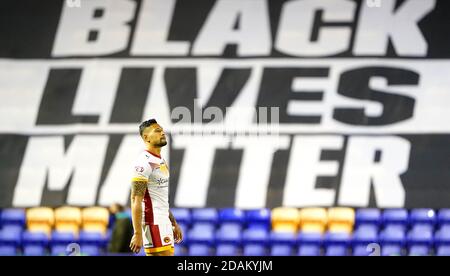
[271,207,300,232]
[26,207,54,235]
[82,207,110,233]
[54,206,82,234]
[327,207,355,233]
[299,208,327,233]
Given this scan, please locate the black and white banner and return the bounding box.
[1,0,450,209]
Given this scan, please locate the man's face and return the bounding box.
[143,123,167,147]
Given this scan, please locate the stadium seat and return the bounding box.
[324,232,351,247]
[215,224,241,245]
[436,245,450,256]
[0,229,22,247]
[382,209,408,229]
[325,245,348,256]
[216,244,239,256]
[352,225,378,246]
[81,245,101,256]
[51,245,69,256]
[379,225,406,246]
[22,231,49,247]
[0,208,26,227]
[270,244,292,256]
[79,230,108,247]
[188,244,211,256]
[50,231,78,246]
[81,207,109,233]
[219,208,245,226]
[297,232,323,246]
[23,245,46,256]
[298,208,327,233]
[381,244,402,256]
[298,245,321,256]
[0,246,17,256]
[271,207,300,232]
[353,245,372,256]
[434,225,450,246]
[408,245,430,256]
[245,209,271,230]
[437,209,450,227]
[242,227,269,246]
[327,207,355,233]
[409,208,436,227]
[54,206,82,234]
[171,208,191,226]
[406,225,433,247]
[191,208,218,225]
[243,244,266,256]
[26,207,54,235]
[355,208,381,228]
[186,223,215,246]
[269,231,296,246]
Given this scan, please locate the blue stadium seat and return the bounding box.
[297,232,323,246]
[79,231,107,247]
[0,245,17,256]
[407,225,433,247]
[382,209,408,229]
[215,224,241,245]
[171,208,191,226]
[81,245,101,256]
[22,231,49,246]
[437,209,450,227]
[23,245,46,256]
[50,231,78,246]
[270,244,292,256]
[325,245,348,256]
[245,209,271,230]
[186,224,215,246]
[352,225,378,246]
[243,244,266,256]
[381,244,402,256]
[216,244,240,256]
[436,245,450,256]
[191,208,218,225]
[298,245,321,256]
[51,245,68,256]
[1,225,24,234]
[379,225,406,246]
[0,229,22,247]
[434,225,450,246]
[409,208,436,227]
[188,244,211,256]
[219,208,245,226]
[269,231,296,246]
[324,232,351,247]
[0,209,26,227]
[135,247,146,256]
[242,228,269,246]
[353,245,372,256]
[355,208,381,227]
[408,245,430,256]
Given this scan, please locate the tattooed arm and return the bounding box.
[129,180,147,253]
[169,210,183,244]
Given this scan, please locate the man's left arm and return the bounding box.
[169,210,183,244]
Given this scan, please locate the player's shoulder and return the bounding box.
[136,150,162,163]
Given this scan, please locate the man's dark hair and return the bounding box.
[139,119,157,136]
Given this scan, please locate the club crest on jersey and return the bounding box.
[164,236,171,244]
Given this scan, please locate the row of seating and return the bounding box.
[172,207,450,233]
[0,207,110,235]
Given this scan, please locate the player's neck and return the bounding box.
[146,146,161,158]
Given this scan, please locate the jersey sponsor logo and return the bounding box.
[135,166,144,173]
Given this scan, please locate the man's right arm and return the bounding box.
[129,179,147,253]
